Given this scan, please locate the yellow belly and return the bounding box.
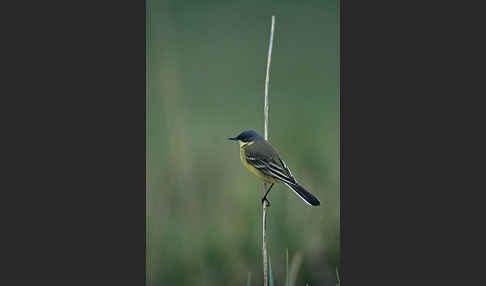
[239,142,278,184]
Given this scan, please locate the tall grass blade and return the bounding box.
[286,249,289,286]
[289,251,303,286]
[269,256,274,286]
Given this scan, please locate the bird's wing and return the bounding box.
[244,140,297,185]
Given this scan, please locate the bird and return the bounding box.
[228,129,320,206]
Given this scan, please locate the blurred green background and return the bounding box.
[147,0,339,285]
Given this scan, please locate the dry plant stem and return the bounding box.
[262,183,268,286]
[264,16,274,140]
[262,15,275,286]
[289,252,304,286]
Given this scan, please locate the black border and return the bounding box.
[9,0,147,284]
[341,0,485,285]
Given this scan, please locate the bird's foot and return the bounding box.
[262,197,271,207]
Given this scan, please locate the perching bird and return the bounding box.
[228,130,320,206]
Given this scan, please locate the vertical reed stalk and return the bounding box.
[262,15,275,286]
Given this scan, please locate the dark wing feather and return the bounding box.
[244,141,297,185]
[244,140,320,206]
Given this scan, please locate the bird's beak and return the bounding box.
[228,137,238,141]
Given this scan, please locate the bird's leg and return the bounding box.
[261,183,274,207]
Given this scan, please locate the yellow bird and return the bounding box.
[228,130,320,206]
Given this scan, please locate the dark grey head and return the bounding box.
[228,130,264,143]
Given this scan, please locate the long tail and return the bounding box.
[284,182,320,206]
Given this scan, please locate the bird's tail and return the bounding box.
[284,182,320,206]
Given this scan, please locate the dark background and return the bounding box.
[147,0,340,285]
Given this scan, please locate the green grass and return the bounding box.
[269,256,274,286]
[286,249,289,286]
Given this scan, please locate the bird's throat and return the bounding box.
[239,141,254,148]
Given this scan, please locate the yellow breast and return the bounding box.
[239,141,278,184]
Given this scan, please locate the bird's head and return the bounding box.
[228,130,264,143]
